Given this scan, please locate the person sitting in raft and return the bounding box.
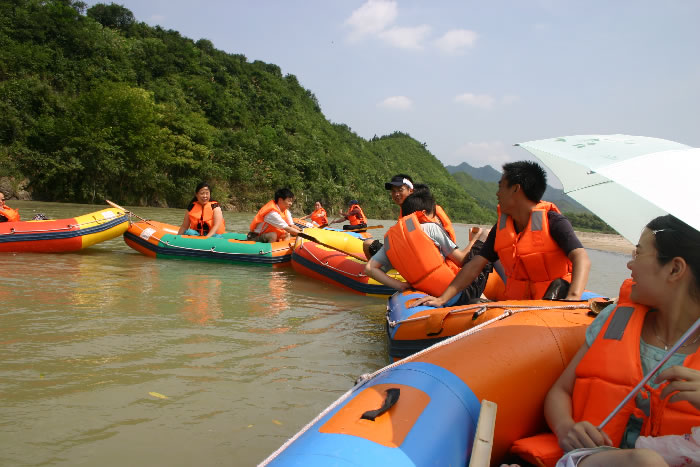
[331,200,367,231]
[177,182,226,238]
[0,192,20,222]
[363,174,416,258]
[247,187,302,243]
[509,215,700,467]
[411,161,591,308]
[365,191,490,305]
[300,201,328,228]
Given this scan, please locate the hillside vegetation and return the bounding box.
[0,0,493,223]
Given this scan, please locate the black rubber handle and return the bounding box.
[361,388,400,421]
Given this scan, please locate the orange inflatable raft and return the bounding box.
[291,227,405,297]
[261,302,596,466]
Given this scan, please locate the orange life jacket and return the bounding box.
[347,203,366,225]
[384,212,460,297]
[493,201,572,300]
[310,208,328,227]
[249,200,292,241]
[0,205,20,222]
[434,205,456,243]
[187,201,225,235]
[511,279,700,466]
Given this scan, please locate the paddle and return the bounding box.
[296,232,367,262]
[105,200,155,226]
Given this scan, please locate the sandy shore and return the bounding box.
[573,230,634,255]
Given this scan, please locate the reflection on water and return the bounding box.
[0,201,632,466]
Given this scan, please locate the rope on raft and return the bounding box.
[258,302,593,466]
[386,301,591,328]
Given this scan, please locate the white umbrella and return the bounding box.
[516,134,700,244]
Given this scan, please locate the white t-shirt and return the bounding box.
[254,208,293,233]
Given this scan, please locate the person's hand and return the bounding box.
[409,294,445,308]
[656,365,700,410]
[557,421,612,452]
[397,282,410,292]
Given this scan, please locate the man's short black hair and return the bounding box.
[274,187,295,203]
[502,161,547,203]
[412,183,431,195]
[401,191,436,217]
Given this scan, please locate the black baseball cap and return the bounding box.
[385,174,414,190]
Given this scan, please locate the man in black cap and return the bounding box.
[362,174,416,258]
[385,174,415,209]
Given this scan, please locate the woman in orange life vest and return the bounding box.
[365,191,490,305]
[0,192,20,222]
[177,182,226,238]
[513,215,700,467]
[247,187,302,243]
[411,161,591,308]
[300,201,328,228]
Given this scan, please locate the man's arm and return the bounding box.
[410,255,490,307]
[364,259,410,291]
[566,247,590,300]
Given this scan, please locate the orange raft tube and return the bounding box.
[291,227,405,297]
[124,220,294,265]
[0,207,129,253]
[261,302,596,466]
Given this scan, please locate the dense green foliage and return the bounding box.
[0,0,493,222]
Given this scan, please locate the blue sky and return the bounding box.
[84,0,700,179]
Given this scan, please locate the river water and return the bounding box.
[1,201,633,466]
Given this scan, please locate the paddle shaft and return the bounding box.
[105,200,155,226]
[297,232,366,262]
[597,316,700,430]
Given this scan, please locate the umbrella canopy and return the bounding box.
[516,134,700,244]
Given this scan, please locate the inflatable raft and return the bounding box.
[291,228,404,297]
[387,289,608,360]
[0,207,128,253]
[261,302,596,466]
[124,220,293,265]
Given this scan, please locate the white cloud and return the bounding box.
[434,29,478,54]
[455,93,496,109]
[345,0,398,41]
[450,142,513,169]
[378,96,413,110]
[378,25,431,50]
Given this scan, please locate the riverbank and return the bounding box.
[574,230,634,255]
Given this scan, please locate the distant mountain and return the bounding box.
[446,162,591,214]
[445,162,501,182]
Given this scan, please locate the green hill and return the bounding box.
[0,0,492,223]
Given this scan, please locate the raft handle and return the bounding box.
[360,388,400,421]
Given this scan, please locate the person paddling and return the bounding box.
[248,188,302,243]
[300,201,328,228]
